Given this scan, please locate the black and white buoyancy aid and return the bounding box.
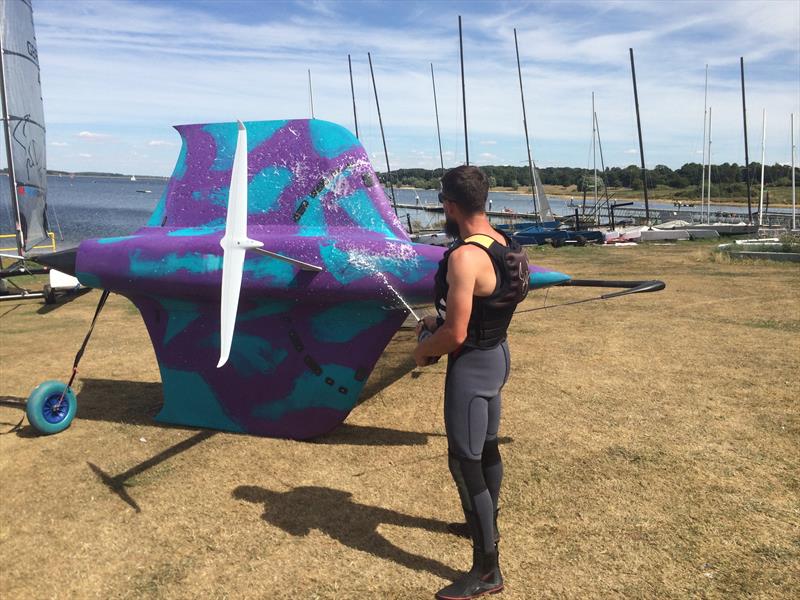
[434,229,530,349]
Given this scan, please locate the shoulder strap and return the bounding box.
[463,233,496,249]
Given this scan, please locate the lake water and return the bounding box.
[0,175,787,250]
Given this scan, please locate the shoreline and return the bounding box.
[395,185,797,209]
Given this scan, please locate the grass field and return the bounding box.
[1,243,798,599]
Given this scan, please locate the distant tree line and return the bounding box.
[382,162,796,197]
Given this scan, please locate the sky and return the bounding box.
[18,0,800,176]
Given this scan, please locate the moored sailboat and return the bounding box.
[0,0,79,302]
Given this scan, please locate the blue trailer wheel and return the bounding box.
[26,380,77,434]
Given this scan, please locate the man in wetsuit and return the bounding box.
[414,165,529,600]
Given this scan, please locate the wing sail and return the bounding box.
[149,119,409,240]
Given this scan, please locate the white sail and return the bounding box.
[0,0,48,253]
[532,161,554,223]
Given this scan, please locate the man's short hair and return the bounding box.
[441,165,489,216]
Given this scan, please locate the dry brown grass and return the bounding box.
[1,243,798,599]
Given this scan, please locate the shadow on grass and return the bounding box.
[0,379,163,437]
[0,303,22,320]
[358,333,418,406]
[2,375,446,446]
[88,430,217,513]
[312,423,445,446]
[35,287,93,314]
[234,484,461,581]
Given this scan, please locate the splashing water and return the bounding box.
[376,271,421,321]
[347,248,421,321]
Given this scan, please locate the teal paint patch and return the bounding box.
[97,235,141,245]
[243,255,295,284]
[380,252,437,284]
[76,271,102,289]
[309,120,358,158]
[157,298,201,344]
[248,166,292,215]
[202,119,288,176]
[296,195,326,237]
[252,363,359,421]
[147,191,168,227]
[310,301,388,343]
[338,188,395,237]
[238,300,294,322]
[129,250,222,278]
[209,188,229,208]
[529,270,571,289]
[319,242,435,285]
[203,123,237,171]
[205,332,288,378]
[156,367,243,432]
[318,243,362,284]
[167,219,225,237]
[245,120,288,152]
[189,187,228,208]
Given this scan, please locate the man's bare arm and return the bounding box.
[413,246,480,364]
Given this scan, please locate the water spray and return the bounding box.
[346,252,435,345]
[381,277,433,342]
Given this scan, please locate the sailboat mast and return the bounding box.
[0,34,23,256]
[431,63,444,173]
[348,55,358,139]
[758,108,766,225]
[307,70,315,119]
[707,106,713,224]
[792,112,796,231]
[459,15,469,165]
[594,110,613,226]
[629,48,650,224]
[513,28,539,220]
[740,57,753,223]
[700,64,708,224]
[367,52,397,216]
[592,91,597,218]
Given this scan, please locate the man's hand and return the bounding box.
[414,316,441,367]
[415,315,439,338]
[413,344,433,367]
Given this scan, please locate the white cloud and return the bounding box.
[78,153,92,158]
[147,140,175,146]
[78,131,111,140]
[50,141,68,146]
[32,0,799,174]
[624,148,638,154]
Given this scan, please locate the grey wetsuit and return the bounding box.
[433,230,528,554]
[444,343,509,552]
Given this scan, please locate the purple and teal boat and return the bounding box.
[35,119,575,439]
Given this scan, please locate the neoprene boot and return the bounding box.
[436,512,504,600]
[447,509,500,542]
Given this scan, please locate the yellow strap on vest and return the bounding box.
[463,234,495,249]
